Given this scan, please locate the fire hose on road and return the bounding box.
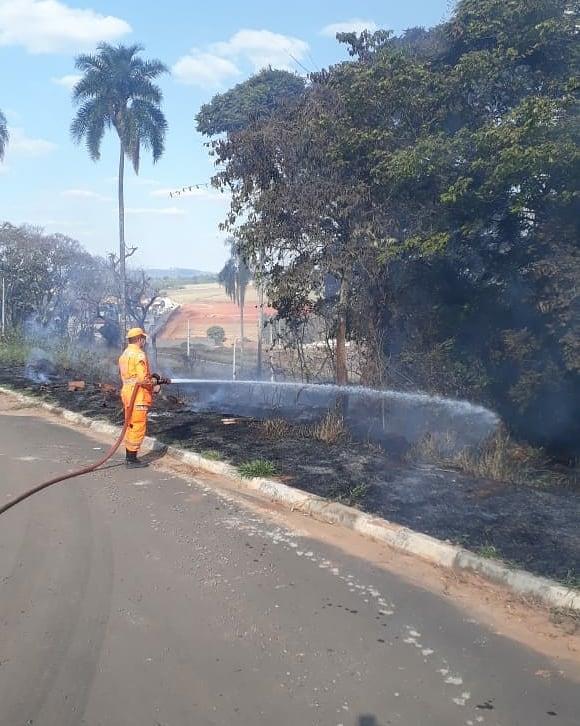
[0,381,171,517]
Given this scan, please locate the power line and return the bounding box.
[288,52,312,76]
[168,182,212,199]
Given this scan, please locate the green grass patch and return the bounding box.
[329,482,371,507]
[238,459,277,479]
[476,543,501,560]
[200,449,222,461]
[559,569,580,590]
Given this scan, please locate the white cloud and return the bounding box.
[133,177,161,187]
[7,126,56,156]
[172,51,240,88]
[211,29,309,71]
[173,28,309,88]
[51,73,81,89]
[62,188,111,201]
[321,19,378,37]
[0,0,131,54]
[125,207,187,217]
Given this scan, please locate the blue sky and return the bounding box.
[0,0,450,272]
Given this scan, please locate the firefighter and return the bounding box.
[118,327,169,468]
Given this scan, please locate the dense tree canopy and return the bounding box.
[196,68,305,135]
[198,0,579,455]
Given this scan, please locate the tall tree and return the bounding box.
[0,109,8,162]
[218,240,251,373]
[70,43,168,337]
[197,0,580,453]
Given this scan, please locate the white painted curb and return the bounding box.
[2,385,579,612]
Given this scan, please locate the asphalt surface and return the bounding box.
[0,410,578,726]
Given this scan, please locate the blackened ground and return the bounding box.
[2,367,578,585]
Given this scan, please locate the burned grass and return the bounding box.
[1,363,579,585]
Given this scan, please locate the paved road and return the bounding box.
[0,409,578,726]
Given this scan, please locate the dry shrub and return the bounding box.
[408,429,569,488]
[406,431,459,462]
[258,418,293,439]
[310,409,347,444]
[454,431,565,487]
[257,411,348,445]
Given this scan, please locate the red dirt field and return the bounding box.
[160,302,257,343]
[158,284,274,344]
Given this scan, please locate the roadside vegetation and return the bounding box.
[238,459,278,479]
[199,449,222,461]
[407,430,579,489]
[257,410,347,446]
[197,0,579,463]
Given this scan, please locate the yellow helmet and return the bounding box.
[126,327,147,339]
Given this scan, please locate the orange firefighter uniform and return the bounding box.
[118,331,155,455]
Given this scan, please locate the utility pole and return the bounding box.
[256,282,264,380]
[232,337,238,380]
[186,319,191,360]
[256,250,265,380]
[1,275,5,337]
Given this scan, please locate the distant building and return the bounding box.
[149,296,179,318]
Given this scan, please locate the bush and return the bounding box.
[207,325,226,345]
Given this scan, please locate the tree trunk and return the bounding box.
[336,275,349,386]
[256,278,264,381]
[118,142,127,338]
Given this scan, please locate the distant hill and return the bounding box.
[147,267,217,285]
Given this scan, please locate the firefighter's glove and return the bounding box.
[152,373,171,385]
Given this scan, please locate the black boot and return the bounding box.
[125,449,148,469]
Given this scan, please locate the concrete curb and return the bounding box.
[2,385,579,612]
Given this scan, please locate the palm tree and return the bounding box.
[219,239,251,373]
[0,109,8,162]
[70,43,168,335]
